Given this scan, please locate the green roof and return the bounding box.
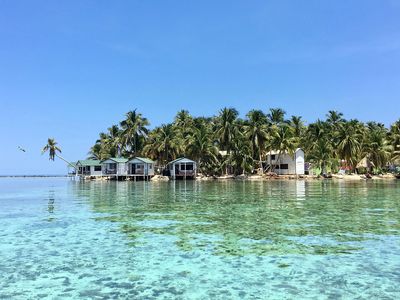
[133,157,155,164]
[102,157,129,163]
[77,160,101,166]
[168,157,196,164]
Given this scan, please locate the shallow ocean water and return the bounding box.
[0,178,399,299]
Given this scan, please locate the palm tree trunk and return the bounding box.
[55,154,76,169]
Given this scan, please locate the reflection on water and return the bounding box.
[70,180,400,256]
[0,178,399,299]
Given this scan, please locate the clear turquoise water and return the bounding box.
[0,178,399,299]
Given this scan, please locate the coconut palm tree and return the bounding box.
[363,122,391,170]
[336,120,363,171]
[87,143,102,160]
[307,139,333,175]
[290,115,305,139]
[215,107,239,154]
[243,110,269,173]
[143,124,180,165]
[42,138,75,168]
[42,138,61,161]
[120,110,149,155]
[388,119,400,160]
[326,110,344,128]
[187,123,218,174]
[267,108,286,125]
[269,124,297,171]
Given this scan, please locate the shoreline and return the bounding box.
[0,175,70,178]
[2,174,396,181]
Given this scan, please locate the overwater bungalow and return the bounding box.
[167,157,197,180]
[101,158,129,177]
[127,157,155,179]
[265,148,305,175]
[76,160,103,177]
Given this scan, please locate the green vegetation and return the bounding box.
[88,108,400,175]
[42,138,76,168]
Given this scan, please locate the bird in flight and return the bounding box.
[18,146,26,152]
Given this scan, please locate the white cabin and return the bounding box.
[101,158,129,176]
[266,148,305,175]
[127,157,155,177]
[76,160,102,176]
[167,157,197,179]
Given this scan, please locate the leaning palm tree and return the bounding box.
[42,138,75,168]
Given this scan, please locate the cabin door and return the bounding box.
[132,164,136,174]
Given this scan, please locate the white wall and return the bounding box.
[90,166,102,176]
[267,149,304,175]
[117,163,128,175]
[295,149,305,175]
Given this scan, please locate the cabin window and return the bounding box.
[149,165,152,169]
[280,164,289,170]
[181,164,194,170]
[94,166,102,171]
[271,155,276,160]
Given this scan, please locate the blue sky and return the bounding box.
[1,0,400,174]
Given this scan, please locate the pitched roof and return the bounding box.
[168,157,196,164]
[77,160,101,166]
[130,157,155,164]
[101,157,129,163]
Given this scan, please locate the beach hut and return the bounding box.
[76,160,103,177]
[265,148,305,175]
[127,157,155,178]
[167,157,197,179]
[101,158,129,177]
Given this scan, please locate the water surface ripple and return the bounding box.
[0,178,399,299]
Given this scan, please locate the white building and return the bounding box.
[76,160,103,177]
[101,158,129,177]
[266,148,305,175]
[127,157,155,177]
[167,157,197,179]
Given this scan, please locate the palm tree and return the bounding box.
[105,125,122,157]
[269,124,297,171]
[214,108,240,174]
[326,110,344,128]
[87,143,102,160]
[42,138,75,168]
[120,110,149,156]
[304,120,333,174]
[336,120,363,171]
[215,107,239,152]
[388,119,400,160]
[307,139,333,175]
[173,110,194,156]
[267,108,286,125]
[187,123,218,174]
[363,122,391,170]
[243,110,268,173]
[290,115,304,139]
[143,124,180,165]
